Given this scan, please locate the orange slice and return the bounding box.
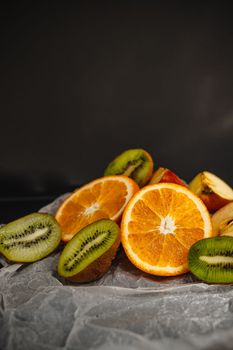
[56,175,139,242]
[121,183,213,276]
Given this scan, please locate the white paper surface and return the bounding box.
[0,195,233,350]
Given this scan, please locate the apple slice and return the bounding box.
[189,171,233,212]
[149,167,188,187]
[212,202,233,237]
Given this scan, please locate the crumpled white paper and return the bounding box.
[1,195,233,350]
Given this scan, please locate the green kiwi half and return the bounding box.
[0,213,61,263]
[188,236,233,283]
[58,219,120,282]
[104,148,153,187]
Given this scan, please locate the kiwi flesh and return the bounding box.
[104,148,153,187]
[58,219,120,282]
[0,213,61,263]
[188,236,233,283]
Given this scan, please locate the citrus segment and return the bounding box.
[169,191,200,215]
[175,228,204,249]
[175,209,204,229]
[157,234,188,268]
[56,175,139,242]
[121,183,213,276]
[128,232,164,265]
[98,181,128,218]
[128,217,161,233]
[131,199,161,224]
[142,189,173,217]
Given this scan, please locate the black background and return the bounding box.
[1,1,233,220]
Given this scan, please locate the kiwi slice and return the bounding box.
[0,213,61,263]
[58,219,120,282]
[188,236,233,283]
[104,148,153,187]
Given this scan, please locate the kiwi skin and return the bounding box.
[188,236,233,284]
[58,219,121,283]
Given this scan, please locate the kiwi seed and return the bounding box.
[188,236,233,283]
[104,148,153,187]
[58,219,120,282]
[0,213,61,263]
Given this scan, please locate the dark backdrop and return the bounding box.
[1,2,233,216]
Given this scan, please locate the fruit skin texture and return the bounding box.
[104,148,154,187]
[188,236,233,284]
[0,213,61,263]
[121,183,213,277]
[58,219,120,283]
[212,202,233,237]
[149,167,188,187]
[189,171,233,213]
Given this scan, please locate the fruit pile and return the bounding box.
[1,148,233,284]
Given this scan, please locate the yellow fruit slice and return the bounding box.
[56,175,139,242]
[121,183,213,276]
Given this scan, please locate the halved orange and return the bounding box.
[121,183,213,276]
[56,175,139,242]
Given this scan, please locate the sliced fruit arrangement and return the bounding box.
[104,148,154,187]
[212,202,233,237]
[2,147,233,285]
[55,175,139,242]
[149,167,187,187]
[188,236,233,283]
[58,219,120,282]
[121,183,213,276]
[0,213,61,263]
[189,171,233,212]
